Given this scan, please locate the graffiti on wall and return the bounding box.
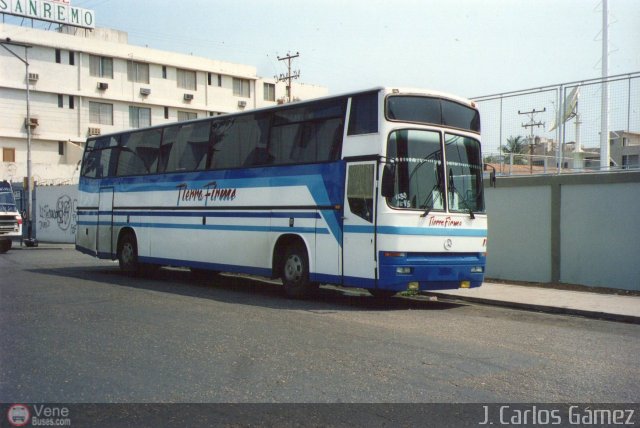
[35,185,78,243]
[38,194,78,234]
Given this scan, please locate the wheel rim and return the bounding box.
[284,254,303,283]
[121,242,134,265]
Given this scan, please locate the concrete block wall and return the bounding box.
[484,171,640,291]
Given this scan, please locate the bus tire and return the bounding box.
[0,239,11,254]
[282,243,316,298]
[118,232,139,274]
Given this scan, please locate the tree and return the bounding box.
[500,135,527,164]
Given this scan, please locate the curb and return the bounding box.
[424,292,640,325]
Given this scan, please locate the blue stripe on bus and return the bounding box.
[110,210,320,219]
[77,211,322,222]
[344,225,487,237]
[138,256,273,278]
[99,221,330,235]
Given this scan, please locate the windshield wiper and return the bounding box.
[419,183,442,217]
[448,185,475,219]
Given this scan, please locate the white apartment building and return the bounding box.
[0,23,327,184]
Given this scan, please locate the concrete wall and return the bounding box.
[485,171,640,291]
[34,185,78,243]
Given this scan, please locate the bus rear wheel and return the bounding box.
[282,243,316,298]
[118,232,139,274]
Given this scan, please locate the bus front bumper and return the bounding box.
[378,251,486,292]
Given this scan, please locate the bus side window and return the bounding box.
[116,129,161,176]
[81,136,119,178]
[316,118,344,161]
[348,92,378,135]
[270,123,301,165]
[157,125,178,173]
[347,163,374,223]
[160,124,211,173]
[178,122,210,171]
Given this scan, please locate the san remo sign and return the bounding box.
[0,0,95,29]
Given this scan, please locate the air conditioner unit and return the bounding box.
[25,117,39,128]
[183,93,194,101]
[97,82,108,90]
[88,127,101,136]
[28,73,39,82]
[238,100,247,108]
[140,88,151,96]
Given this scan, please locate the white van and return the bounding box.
[0,181,22,253]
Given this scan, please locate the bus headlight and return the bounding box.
[396,267,412,275]
[471,266,484,273]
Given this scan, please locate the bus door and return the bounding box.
[342,161,377,287]
[96,187,114,257]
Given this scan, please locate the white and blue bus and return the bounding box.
[76,87,487,298]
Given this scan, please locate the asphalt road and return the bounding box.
[1,246,639,403]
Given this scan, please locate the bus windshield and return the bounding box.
[445,134,484,213]
[386,129,444,211]
[385,130,484,213]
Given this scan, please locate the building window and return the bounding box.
[127,61,149,83]
[162,66,167,79]
[69,51,75,66]
[58,94,64,108]
[129,106,152,128]
[164,107,169,119]
[58,141,65,156]
[69,96,74,110]
[622,154,639,169]
[263,83,275,102]
[208,73,222,87]
[233,78,250,97]
[177,68,196,90]
[89,101,113,125]
[55,49,61,64]
[3,148,16,163]
[89,55,113,78]
[177,111,197,122]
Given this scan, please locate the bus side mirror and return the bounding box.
[381,164,395,198]
[484,163,497,188]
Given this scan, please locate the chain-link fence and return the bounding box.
[473,72,640,175]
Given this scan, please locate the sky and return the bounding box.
[65,0,640,99]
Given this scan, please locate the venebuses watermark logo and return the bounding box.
[6,404,71,427]
[6,404,30,427]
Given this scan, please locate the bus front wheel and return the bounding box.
[282,243,316,298]
[118,232,139,274]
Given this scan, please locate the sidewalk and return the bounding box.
[426,282,640,324]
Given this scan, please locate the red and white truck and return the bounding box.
[0,180,22,253]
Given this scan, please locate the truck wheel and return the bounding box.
[0,239,11,254]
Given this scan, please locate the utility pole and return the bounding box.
[275,52,300,103]
[518,108,546,174]
[600,0,610,170]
